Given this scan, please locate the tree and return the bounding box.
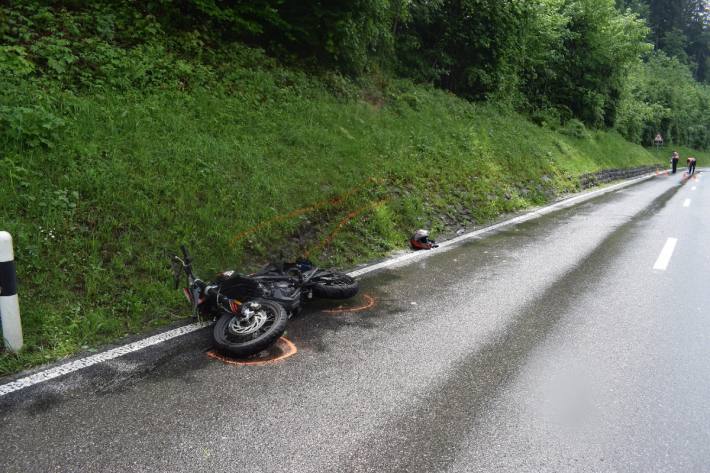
[620,0,710,81]
[543,0,650,127]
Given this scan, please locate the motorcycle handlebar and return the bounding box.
[180,244,191,262]
[176,244,197,285]
[170,255,182,289]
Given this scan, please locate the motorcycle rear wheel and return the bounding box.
[310,270,359,299]
[213,299,288,358]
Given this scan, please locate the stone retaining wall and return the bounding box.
[578,165,658,190]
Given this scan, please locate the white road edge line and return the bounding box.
[349,173,655,277]
[0,172,657,397]
[0,323,210,397]
[653,238,678,271]
[683,198,691,207]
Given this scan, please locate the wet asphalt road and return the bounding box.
[2,171,710,472]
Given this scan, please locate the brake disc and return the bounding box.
[227,306,267,335]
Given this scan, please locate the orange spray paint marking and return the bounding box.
[306,199,389,258]
[206,337,297,366]
[323,294,376,314]
[229,191,353,247]
[229,177,385,248]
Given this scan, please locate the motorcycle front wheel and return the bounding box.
[310,270,359,299]
[213,299,288,358]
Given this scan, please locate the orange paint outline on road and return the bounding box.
[229,177,386,248]
[206,337,297,366]
[323,294,376,314]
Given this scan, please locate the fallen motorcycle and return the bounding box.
[170,245,358,357]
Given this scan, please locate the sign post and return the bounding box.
[654,133,664,151]
[0,231,23,352]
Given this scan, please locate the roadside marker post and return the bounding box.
[0,231,23,352]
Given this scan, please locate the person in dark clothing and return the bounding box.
[671,151,680,174]
[687,156,697,175]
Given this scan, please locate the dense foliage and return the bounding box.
[612,0,710,146]
[617,51,710,148]
[617,0,710,82]
[1,0,708,150]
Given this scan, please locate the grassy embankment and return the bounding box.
[2,47,707,375]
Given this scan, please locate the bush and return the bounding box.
[616,52,710,149]
[561,119,590,140]
[0,45,35,76]
[0,104,65,149]
[530,108,562,130]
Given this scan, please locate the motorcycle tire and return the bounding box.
[310,270,359,299]
[213,299,288,358]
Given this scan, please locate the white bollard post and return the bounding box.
[0,231,23,352]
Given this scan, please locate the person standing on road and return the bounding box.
[671,151,680,174]
[687,156,697,175]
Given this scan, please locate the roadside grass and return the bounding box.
[0,48,691,376]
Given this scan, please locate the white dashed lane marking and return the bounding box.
[653,238,678,271]
[683,199,691,207]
